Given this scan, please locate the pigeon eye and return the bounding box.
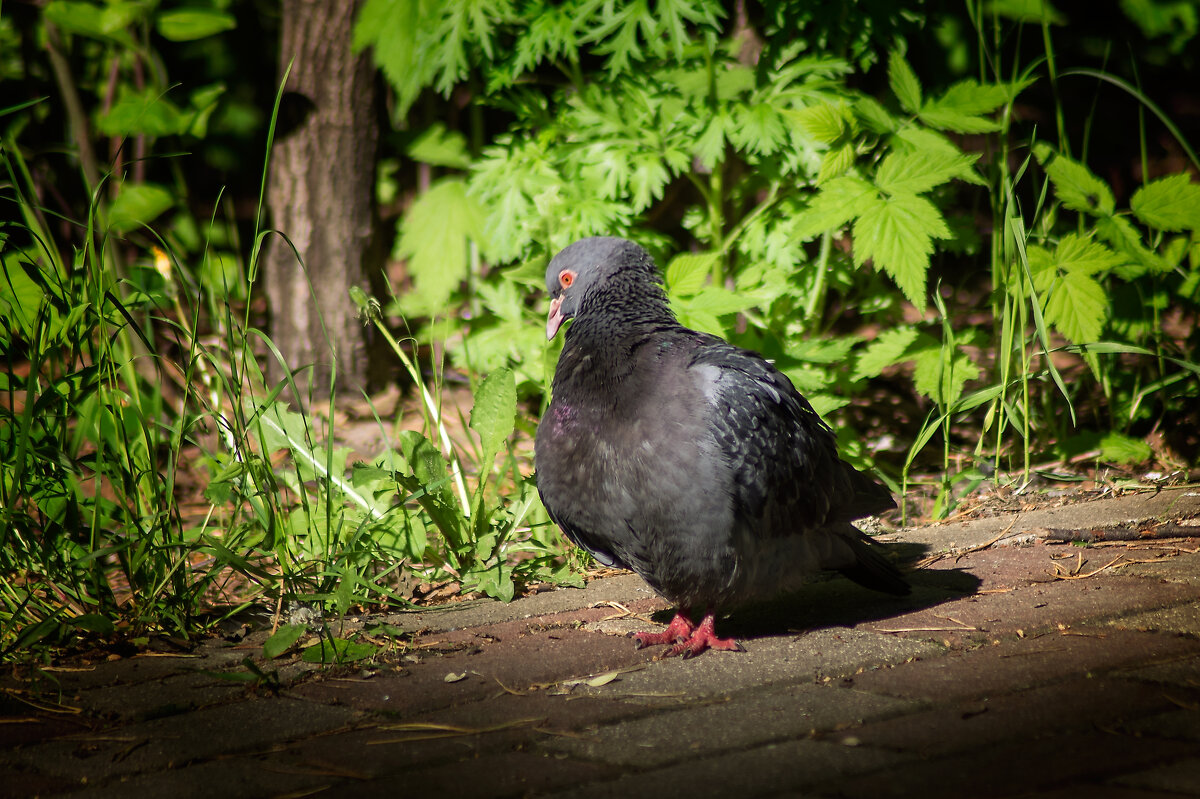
[560,270,575,289]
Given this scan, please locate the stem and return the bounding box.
[805,230,832,326]
[44,23,101,193]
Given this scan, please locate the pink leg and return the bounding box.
[631,611,695,649]
[631,609,744,658]
[667,612,744,658]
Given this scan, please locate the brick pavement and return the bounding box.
[2,488,1198,798]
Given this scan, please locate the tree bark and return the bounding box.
[265,0,380,401]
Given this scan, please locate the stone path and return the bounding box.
[3,488,1199,798]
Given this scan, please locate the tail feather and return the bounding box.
[838,530,910,596]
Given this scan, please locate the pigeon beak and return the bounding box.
[546,296,566,340]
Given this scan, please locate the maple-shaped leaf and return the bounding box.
[888,51,922,113]
[1130,173,1200,232]
[913,345,981,407]
[852,325,921,381]
[395,178,485,317]
[1033,142,1115,216]
[852,192,950,306]
[874,149,980,196]
[794,174,876,239]
[1027,236,1112,345]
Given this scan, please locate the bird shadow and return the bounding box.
[649,542,983,640]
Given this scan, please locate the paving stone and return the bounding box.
[289,625,653,716]
[1120,708,1200,742]
[354,750,615,797]
[1112,757,1200,796]
[545,682,917,768]
[1108,602,1200,636]
[268,692,643,779]
[68,671,246,722]
[57,756,344,799]
[544,737,909,799]
[574,627,939,703]
[375,573,662,634]
[1119,550,1200,586]
[846,629,1200,702]
[1113,654,1200,688]
[7,697,360,783]
[846,676,1197,756]
[862,567,1200,646]
[900,488,1200,553]
[1014,785,1198,798]
[823,729,1199,799]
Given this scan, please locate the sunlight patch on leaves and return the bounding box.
[887,51,922,114]
[852,192,950,306]
[874,149,980,196]
[1130,173,1200,232]
[394,178,484,317]
[1034,142,1115,216]
[852,326,921,381]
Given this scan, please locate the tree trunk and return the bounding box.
[264,0,380,401]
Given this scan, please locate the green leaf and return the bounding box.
[852,326,920,380]
[817,143,858,184]
[986,0,1067,24]
[70,613,116,634]
[852,192,950,306]
[108,183,174,233]
[794,175,876,240]
[1051,233,1125,276]
[44,0,141,45]
[470,366,516,467]
[874,149,980,196]
[1095,215,1168,275]
[1033,143,1115,216]
[888,51,922,113]
[1130,173,1200,231]
[96,88,187,137]
[1042,267,1108,344]
[665,251,717,296]
[263,624,307,659]
[1099,432,1152,464]
[913,346,980,407]
[854,96,897,134]
[301,637,379,664]
[792,102,854,145]
[693,110,731,170]
[395,178,484,316]
[408,123,472,169]
[156,9,236,41]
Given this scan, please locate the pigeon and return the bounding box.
[535,237,909,658]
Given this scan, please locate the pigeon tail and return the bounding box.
[837,528,911,596]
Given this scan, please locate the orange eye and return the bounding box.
[560,270,575,289]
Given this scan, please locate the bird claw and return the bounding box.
[632,610,743,658]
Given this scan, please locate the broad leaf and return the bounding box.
[794,175,876,240]
[1130,173,1200,232]
[156,9,236,41]
[108,183,174,233]
[665,251,717,296]
[395,178,484,316]
[470,366,516,469]
[1034,143,1115,216]
[888,51,922,113]
[852,326,920,380]
[852,192,950,306]
[874,149,979,196]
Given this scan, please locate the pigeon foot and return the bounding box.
[631,611,694,649]
[632,610,744,658]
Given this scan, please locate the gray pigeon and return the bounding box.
[535,237,908,657]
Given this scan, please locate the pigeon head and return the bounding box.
[544,237,668,340]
